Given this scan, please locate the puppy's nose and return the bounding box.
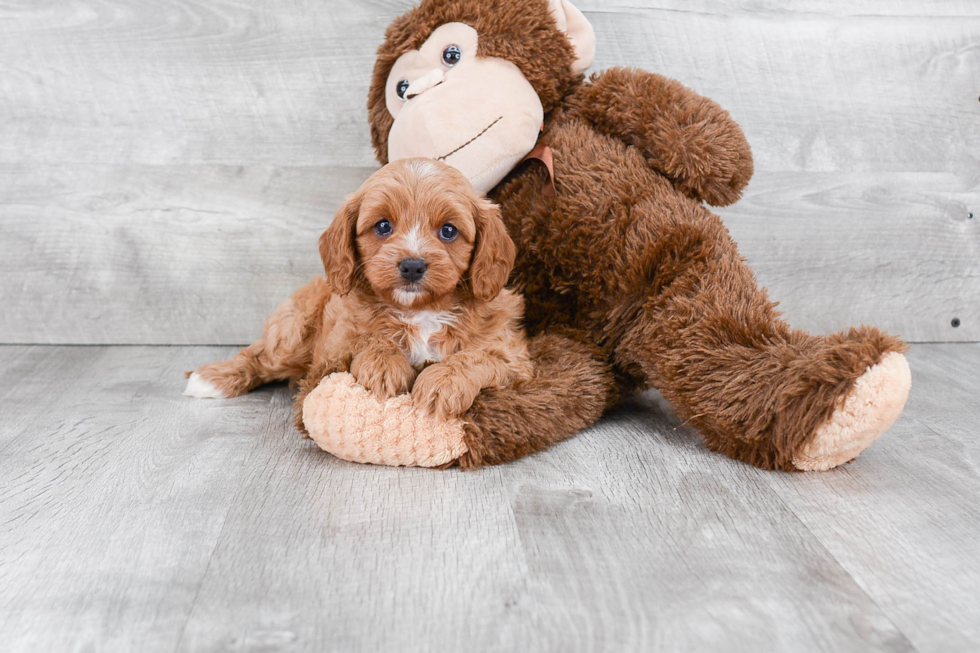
[398,258,427,282]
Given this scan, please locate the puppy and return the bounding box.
[185,158,532,428]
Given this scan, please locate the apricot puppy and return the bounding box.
[186,158,532,427]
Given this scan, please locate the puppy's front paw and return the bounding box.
[412,364,480,419]
[350,350,416,400]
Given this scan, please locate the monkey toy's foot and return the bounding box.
[792,352,912,471]
[302,372,468,468]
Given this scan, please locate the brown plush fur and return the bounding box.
[364,0,907,470]
[192,159,531,429]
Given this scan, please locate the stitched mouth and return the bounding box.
[436,116,503,162]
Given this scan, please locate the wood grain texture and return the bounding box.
[719,172,979,342]
[0,164,373,344]
[2,0,977,172]
[1,344,978,651]
[176,396,914,653]
[582,0,980,175]
[0,344,926,653]
[1,0,978,343]
[0,345,255,651]
[759,343,980,653]
[1,167,975,344]
[0,0,388,166]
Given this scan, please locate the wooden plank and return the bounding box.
[719,172,980,343]
[176,376,911,651]
[1,166,974,344]
[759,343,980,653]
[0,0,392,167]
[583,0,980,174]
[0,344,260,652]
[0,164,373,345]
[0,1,977,174]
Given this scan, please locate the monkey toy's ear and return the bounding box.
[547,0,596,76]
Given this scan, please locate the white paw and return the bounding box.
[183,372,226,399]
[793,351,912,471]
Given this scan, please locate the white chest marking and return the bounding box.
[396,310,456,366]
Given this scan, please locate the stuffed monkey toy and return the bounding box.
[192,0,912,471]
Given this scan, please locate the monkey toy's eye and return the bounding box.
[439,223,458,241]
[395,80,410,100]
[374,219,393,236]
[442,45,462,66]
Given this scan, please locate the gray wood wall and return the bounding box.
[1,0,977,345]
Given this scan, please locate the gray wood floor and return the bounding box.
[1,343,977,652]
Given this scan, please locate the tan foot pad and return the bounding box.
[793,352,912,471]
[302,372,468,467]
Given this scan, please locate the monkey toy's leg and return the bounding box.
[183,278,330,399]
[613,202,911,471]
[456,333,617,469]
[297,330,616,468]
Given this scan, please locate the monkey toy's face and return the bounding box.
[377,0,596,195]
[384,23,542,195]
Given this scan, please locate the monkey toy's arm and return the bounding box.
[565,67,754,207]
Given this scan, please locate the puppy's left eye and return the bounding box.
[374,220,393,236]
[439,223,458,241]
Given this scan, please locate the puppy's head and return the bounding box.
[320,158,515,308]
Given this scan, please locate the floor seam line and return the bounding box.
[171,399,276,652]
[758,473,925,653]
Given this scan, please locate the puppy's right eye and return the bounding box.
[439,223,458,241]
[395,80,410,100]
[374,220,393,236]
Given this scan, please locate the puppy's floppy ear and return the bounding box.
[319,191,362,295]
[469,198,516,301]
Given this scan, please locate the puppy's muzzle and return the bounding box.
[398,258,427,283]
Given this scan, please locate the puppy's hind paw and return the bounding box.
[183,372,227,399]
